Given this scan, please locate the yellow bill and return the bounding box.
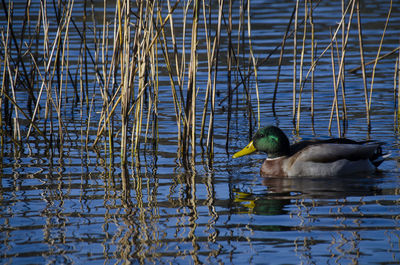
[232,140,256,158]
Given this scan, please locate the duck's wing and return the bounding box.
[290,143,380,164]
[290,138,369,155]
[283,143,381,177]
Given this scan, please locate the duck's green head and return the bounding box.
[232,126,290,159]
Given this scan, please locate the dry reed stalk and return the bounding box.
[155,0,185,161]
[356,0,370,127]
[3,2,21,144]
[93,7,123,149]
[247,0,260,130]
[331,32,342,132]
[349,47,400,73]
[368,0,392,113]
[145,6,159,149]
[333,0,355,128]
[396,51,400,127]
[10,64,21,141]
[82,1,89,108]
[158,11,182,150]
[272,6,296,114]
[199,0,213,150]
[1,5,11,140]
[234,0,255,137]
[154,1,184,164]
[119,0,133,166]
[132,4,145,158]
[0,35,4,150]
[300,0,354,92]
[327,0,355,135]
[183,0,200,163]
[237,0,244,76]
[295,0,308,131]
[82,1,102,152]
[310,0,315,118]
[170,1,184,127]
[225,0,233,151]
[132,0,159,159]
[40,0,53,144]
[1,66,46,144]
[167,0,185,158]
[220,0,321,109]
[340,0,347,121]
[292,0,299,121]
[2,1,37,116]
[206,0,224,154]
[1,2,47,145]
[40,0,75,148]
[395,53,399,126]
[55,0,75,149]
[328,30,341,136]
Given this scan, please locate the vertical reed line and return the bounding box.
[53,0,62,145]
[300,0,353,99]
[368,0,392,113]
[1,2,11,139]
[340,0,347,121]
[247,0,260,129]
[78,12,85,149]
[292,0,299,122]
[119,0,132,166]
[146,3,159,149]
[2,0,36,117]
[41,0,53,146]
[296,0,308,131]
[56,0,75,150]
[25,1,43,138]
[225,0,233,151]
[167,0,185,158]
[0,31,4,150]
[328,30,341,136]
[395,52,399,126]
[132,1,147,157]
[82,0,89,108]
[396,51,400,128]
[199,0,212,150]
[87,0,106,151]
[356,0,370,128]
[2,2,22,143]
[309,0,315,119]
[272,6,296,114]
[22,1,36,117]
[159,2,182,155]
[237,0,244,74]
[332,0,355,133]
[206,0,225,154]
[85,2,101,154]
[93,3,121,158]
[237,0,254,137]
[184,0,200,162]
[0,8,21,142]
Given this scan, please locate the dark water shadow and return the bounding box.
[233,172,384,216]
[261,173,383,199]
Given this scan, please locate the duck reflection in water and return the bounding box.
[234,174,382,216]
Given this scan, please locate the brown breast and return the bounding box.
[260,158,288,177]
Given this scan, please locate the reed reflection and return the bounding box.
[232,173,391,264]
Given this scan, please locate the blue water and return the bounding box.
[1,0,400,264]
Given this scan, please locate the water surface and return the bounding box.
[1,1,400,264]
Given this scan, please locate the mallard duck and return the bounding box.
[233,126,387,177]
